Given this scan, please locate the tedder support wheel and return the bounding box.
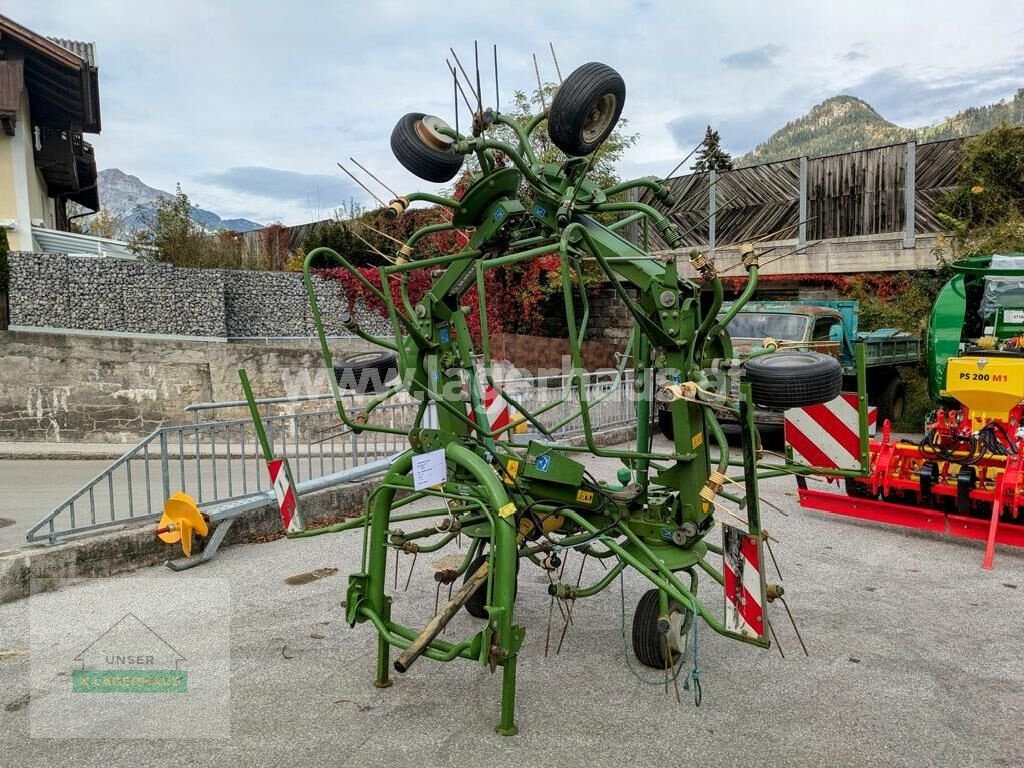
[631,589,692,669]
[547,62,626,156]
[875,376,906,426]
[462,549,519,619]
[333,350,399,394]
[657,409,674,440]
[463,553,490,619]
[743,351,843,410]
[390,112,465,183]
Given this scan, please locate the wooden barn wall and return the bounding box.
[806,143,906,239]
[641,136,973,250]
[914,138,964,233]
[717,160,800,245]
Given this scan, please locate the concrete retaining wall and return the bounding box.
[0,330,380,442]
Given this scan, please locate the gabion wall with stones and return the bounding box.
[7,253,392,338]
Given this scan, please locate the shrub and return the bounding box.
[131,185,255,269]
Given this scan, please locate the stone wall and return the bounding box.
[0,330,379,442]
[7,253,391,338]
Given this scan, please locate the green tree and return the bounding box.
[692,125,733,172]
[131,185,249,268]
[935,125,1024,260]
[88,207,125,240]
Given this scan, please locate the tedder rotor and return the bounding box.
[162,55,843,734]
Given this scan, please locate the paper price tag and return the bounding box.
[412,449,447,490]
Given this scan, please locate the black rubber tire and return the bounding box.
[333,350,399,394]
[875,376,906,427]
[657,409,675,440]
[743,351,842,410]
[390,112,464,183]
[463,553,490,619]
[547,62,626,156]
[845,476,872,499]
[631,589,691,669]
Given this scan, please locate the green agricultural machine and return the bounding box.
[169,57,845,734]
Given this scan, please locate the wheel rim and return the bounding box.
[665,604,690,658]
[414,115,455,151]
[581,93,617,144]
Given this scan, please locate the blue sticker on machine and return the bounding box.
[493,207,506,222]
[533,204,547,218]
[439,327,450,343]
[536,455,551,472]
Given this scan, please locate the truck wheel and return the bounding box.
[390,113,464,183]
[333,351,399,394]
[875,376,906,426]
[632,589,692,669]
[657,409,674,440]
[547,62,626,156]
[743,351,842,409]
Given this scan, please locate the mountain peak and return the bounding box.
[88,168,262,234]
[808,95,885,121]
[740,96,900,166]
[737,89,1024,167]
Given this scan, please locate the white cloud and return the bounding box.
[9,0,1023,224]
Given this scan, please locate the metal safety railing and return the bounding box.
[27,370,636,545]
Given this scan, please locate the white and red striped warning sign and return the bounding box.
[467,385,512,433]
[784,393,877,471]
[723,524,766,640]
[268,458,304,533]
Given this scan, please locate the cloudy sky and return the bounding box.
[10,0,1024,225]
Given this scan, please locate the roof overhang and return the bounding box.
[0,14,100,133]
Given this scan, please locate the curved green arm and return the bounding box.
[406,191,460,209]
[302,247,407,435]
[493,114,538,166]
[704,406,730,475]
[458,137,551,193]
[606,211,646,232]
[587,202,683,249]
[702,265,759,359]
[601,177,672,205]
[405,222,457,251]
[691,265,725,369]
[555,227,679,461]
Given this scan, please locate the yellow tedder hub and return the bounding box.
[156,492,208,557]
[946,356,1024,426]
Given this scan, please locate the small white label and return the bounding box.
[1004,309,1024,323]
[412,448,447,490]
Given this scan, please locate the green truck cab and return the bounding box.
[657,300,921,435]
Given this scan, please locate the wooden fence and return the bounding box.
[639,136,966,250]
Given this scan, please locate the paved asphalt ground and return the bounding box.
[0,460,114,550]
[1,435,1023,767]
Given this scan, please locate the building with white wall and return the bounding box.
[0,14,101,251]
